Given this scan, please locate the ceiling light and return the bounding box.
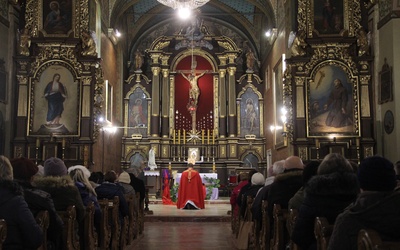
[157,0,209,10]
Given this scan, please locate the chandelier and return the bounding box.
[157,0,209,10]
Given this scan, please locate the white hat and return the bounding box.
[251,172,265,185]
[118,171,131,184]
[68,165,91,179]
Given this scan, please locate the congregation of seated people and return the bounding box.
[0,155,145,250]
[232,153,400,250]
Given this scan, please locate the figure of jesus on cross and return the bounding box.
[181,71,205,107]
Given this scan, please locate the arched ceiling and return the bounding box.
[106,0,276,60]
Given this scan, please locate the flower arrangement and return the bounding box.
[203,177,220,200]
[170,183,179,202]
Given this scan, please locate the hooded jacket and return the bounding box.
[0,180,43,249]
[291,172,359,250]
[328,188,400,250]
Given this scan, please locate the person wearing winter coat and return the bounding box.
[291,153,359,250]
[328,156,400,250]
[0,155,43,249]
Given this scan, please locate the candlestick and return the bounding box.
[202,130,205,145]
[173,129,175,144]
[183,129,186,144]
[178,130,181,145]
[315,138,320,148]
[168,162,172,171]
[356,138,360,147]
[62,138,66,148]
[207,129,210,145]
[212,129,215,145]
[212,161,216,172]
[36,138,40,148]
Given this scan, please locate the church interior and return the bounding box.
[0,0,400,248]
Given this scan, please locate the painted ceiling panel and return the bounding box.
[218,0,255,23]
[133,0,159,22]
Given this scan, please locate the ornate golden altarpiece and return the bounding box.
[284,0,375,162]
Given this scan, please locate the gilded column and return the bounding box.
[218,69,227,137]
[161,68,170,137]
[227,66,237,137]
[151,66,161,137]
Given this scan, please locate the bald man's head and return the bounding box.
[283,156,304,170]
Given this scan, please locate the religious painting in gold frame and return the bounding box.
[39,0,74,37]
[306,61,360,138]
[239,85,260,137]
[28,62,80,136]
[301,0,360,38]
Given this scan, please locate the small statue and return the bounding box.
[357,29,369,57]
[18,28,31,56]
[246,49,256,72]
[134,50,144,71]
[148,147,157,171]
[290,30,307,57]
[81,30,97,56]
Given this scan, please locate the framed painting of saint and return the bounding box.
[239,87,260,137]
[313,0,344,35]
[40,0,73,36]
[127,87,148,137]
[29,64,80,136]
[307,62,359,137]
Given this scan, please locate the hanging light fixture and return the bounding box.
[157,0,209,10]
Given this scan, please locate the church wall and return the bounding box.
[263,29,290,163]
[91,33,122,173]
[377,18,400,162]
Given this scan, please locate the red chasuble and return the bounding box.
[176,169,205,209]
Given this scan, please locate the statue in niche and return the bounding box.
[357,29,369,57]
[134,50,144,71]
[81,30,97,56]
[290,30,307,57]
[17,28,31,56]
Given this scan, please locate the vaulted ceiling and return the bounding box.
[105,0,276,61]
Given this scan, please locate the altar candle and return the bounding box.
[183,129,186,144]
[315,138,320,148]
[212,161,216,172]
[202,130,205,145]
[356,138,360,147]
[178,130,181,145]
[62,138,66,148]
[207,129,210,145]
[36,138,40,148]
[212,129,215,145]
[173,129,175,144]
[168,162,172,171]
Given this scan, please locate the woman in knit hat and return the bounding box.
[33,157,85,246]
[118,171,135,195]
[11,157,63,249]
[328,155,400,250]
[0,155,43,249]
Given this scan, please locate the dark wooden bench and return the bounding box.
[98,199,111,250]
[0,219,6,250]
[286,208,299,250]
[271,204,289,250]
[314,217,333,250]
[125,193,139,245]
[258,200,270,250]
[57,205,80,250]
[83,201,98,249]
[358,229,400,250]
[36,210,49,250]
[98,196,121,250]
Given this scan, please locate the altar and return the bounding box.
[174,173,219,200]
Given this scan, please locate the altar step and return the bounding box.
[144,201,231,222]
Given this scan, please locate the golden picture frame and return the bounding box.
[306,60,360,138]
[28,61,81,136]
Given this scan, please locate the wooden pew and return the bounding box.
[137,193,144,235]
[286,209,299,250]
[98,200,111,250]
[314,217,333,250]
[271,204,289,250]
[258,200,270,250]
[0,219,6,250]
[358,229,400,250]
[83,202,98,249]
[57,205,80,250]
[36,210,50,250]
[98,196,121,250]
[236,196,255,249]
[125,193,139,245]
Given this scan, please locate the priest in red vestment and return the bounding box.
[176,163,205,209]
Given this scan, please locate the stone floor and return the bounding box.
[126,198,238,249]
